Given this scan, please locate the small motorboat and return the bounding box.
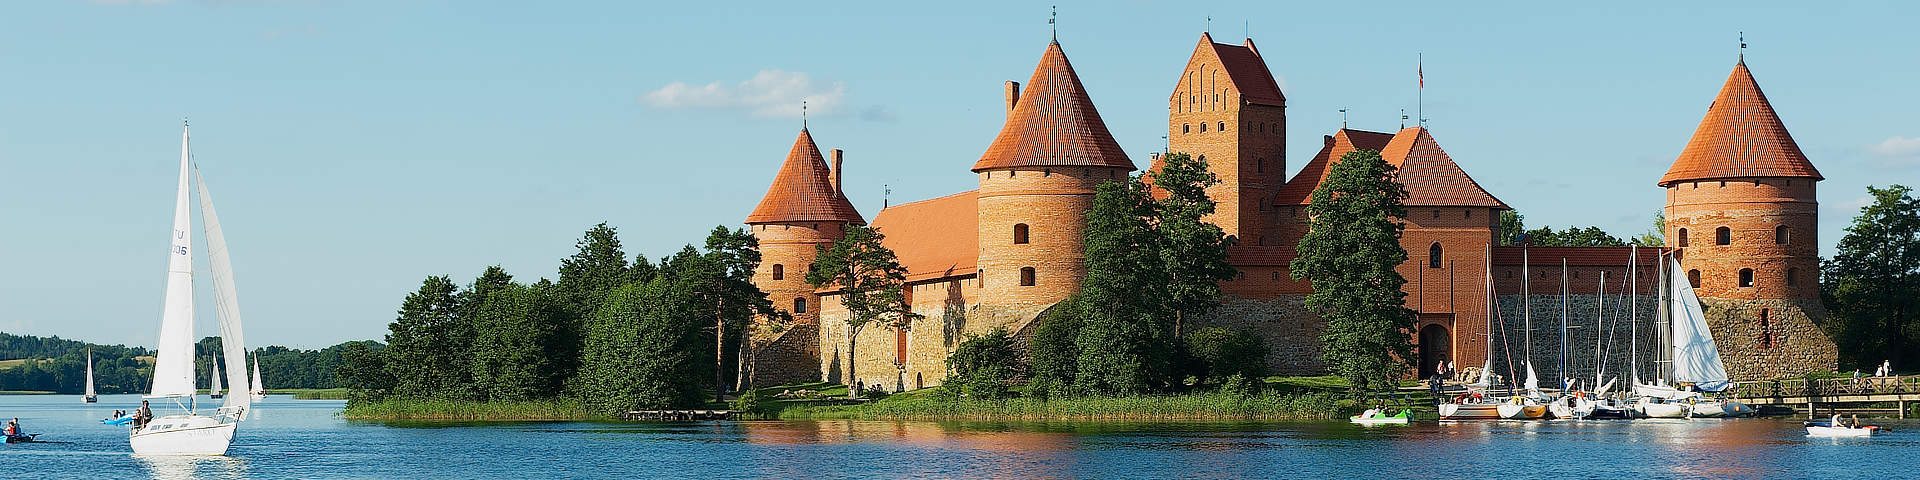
[1350,409,1411,425]
[102,414,134,426]
[5,433,37,444]
[1806,421,1876,438]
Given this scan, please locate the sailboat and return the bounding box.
[130,122,253,456]
[209,354,224,399]
[1440,245,1509,420]
[1632,255,1751,418]
[249,353,266,401]
[83,348,98,403]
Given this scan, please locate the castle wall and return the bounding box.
[975,167,1126,313]
[1198,295,1326,375]
[741,221,848,386]
[1699,298,1837,380]
[1491,294,1659,389]
[1399,206,1500,376]
[817,276,995,392]
[1665,177,1820,300]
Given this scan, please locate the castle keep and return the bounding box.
[741,34,1838,390]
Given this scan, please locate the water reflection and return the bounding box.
[134,454,248,480]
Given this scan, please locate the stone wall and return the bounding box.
[1699,298,1837,380]
[1491,294,1658,390]
[744,322,821,387]
[1196,295,1327,375]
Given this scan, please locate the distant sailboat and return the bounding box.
[83,348,98,403]
[209,354,224,399]
[129,122,254,456]
[249,353,266,400]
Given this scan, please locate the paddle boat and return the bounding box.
[1806,416,1879,438]
[1350,409,1411,425]
[5,433,36,444]
[102,413,135,426]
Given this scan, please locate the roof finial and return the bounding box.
[1401,108,1408,129]
[1738,31,1747,65]
[1206,15,1212,35]
[1049,6,1056,42]
[1244,19,1249,40]
[801,98,808,129]
[1339,107,1349,129]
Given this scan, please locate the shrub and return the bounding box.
[947,328,1021,400]
[1184,326,1270,385]
[730,389,765,416]
[1026,297,1084,399]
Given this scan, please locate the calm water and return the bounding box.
[5,394,1914,479]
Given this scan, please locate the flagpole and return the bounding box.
[1417,53,1423,127]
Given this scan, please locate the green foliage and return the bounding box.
[730,389,766,417]
[336,341,393,400]
[1150,153,1237,336]
[1025,297,1085,399]
[383,275,473,399]
[1290,148,1416,394]
[1499,211,1525,246]
[1522,225,1627,247]
[1822,184,1920,371]
[1637,211,1666,247]
[0,335,151,394]
[1183,326,1270,385]
[807,224,915,395]
[696,226,776,395]
[554,222,636,389]
[577,277,712,415]
[469,283,566,401]
[1077,178,1175,395]
[342,397,591,421]
[779,387,1344,421]
[945,329,1021,400]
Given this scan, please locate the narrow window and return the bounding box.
[1428,243,1443,269]
[1787,267,1799,286]
[794,297,807,314]
[1271,271,1280,281]
[1013,223,1030,244]
[772,264,784,280]
[895,328,908,364]
[1678,228,1690,247]
[1465,209,1472,218]
[1506,270,1514,279]
[1256,235,1265,246]
[1201,123,1208,133]
[1432,209,1440,218]
[1759,308,1774,349]
[1289,207,1297,217]
[1716,227,1731,246]
[1218,121,1226,131]
[1019,267,1036,286]
[1688,269,1702,289]
[1775,226,1789,244]
[1257,157,1265,173]
[1183,124,1190,134]
[1739,268,1754,287]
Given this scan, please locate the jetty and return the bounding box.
[1733,375,1920,418]
[624,410,734,421]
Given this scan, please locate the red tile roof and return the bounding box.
[1202,33,1286,107]
[1492,246,1668,267]
[869,191,978,283]
[1225,245,1297,266]
[744,128,866,225]
[972,41,1135,172]
[1659,61,1822,186]
[1274,129,1395,205]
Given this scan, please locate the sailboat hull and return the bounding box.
[1497,404,1548,419]
[1637,401,1689,418]
[82,395,97,404]
[1439,403,1503,420]
[129,414,236,455]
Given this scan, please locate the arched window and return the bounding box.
[1183,124,1190,134]
[1013,223,1030,244]
[1716,227,1731,246]
[1787,267,1799,286]
[1739,268,1754,287]
[1429,243,1443,269]
[1687,269,1702,289]
[1019,267,1036,286]
[1678,228,1689,247]
[1775,226,1789,244]
[772,264,784,280]
[1200,123,1208,133]
[1257,157,1265,173]
[1218,121,1226,131]
[793,297,807,314]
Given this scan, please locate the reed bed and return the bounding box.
[342,397,593,421]
[778,390,1348,421]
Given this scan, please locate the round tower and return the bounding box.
[972,40,1135,322]
[1659,57,1834,380]
[743,127,864,385]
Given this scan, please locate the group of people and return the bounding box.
[2,418,21,437]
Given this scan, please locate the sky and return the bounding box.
[2,0,1916,350]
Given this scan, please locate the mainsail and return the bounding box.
[210,354,223,396]
[85,348,96,398]
[197,170,251,414]
[250,354,265,396]
[1667,257,1730,391]
[149,124,198,398]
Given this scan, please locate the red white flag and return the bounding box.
[1419,61,1424,89]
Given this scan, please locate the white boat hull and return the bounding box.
[1687,401,1727,418]
[1439,403,1502,420]
[1548,403,1575,420]
[1806,426,1871,438]
[1637,401,1688,418]
[128,414,236,455]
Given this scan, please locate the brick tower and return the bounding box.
[1659,57,1836,380]
[973,39,1135,325]
[743,127,865,386]
[1165,33,1287,246]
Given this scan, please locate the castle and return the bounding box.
[740,33,1837,391]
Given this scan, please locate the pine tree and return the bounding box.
[806,225,915,397]
[1290,149,1416,395]
[697,226,775,398]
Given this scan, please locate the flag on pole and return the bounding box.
[1419,60,1424,89]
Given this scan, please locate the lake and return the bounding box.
[6,393,1912,479]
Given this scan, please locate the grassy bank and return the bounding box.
[342,397,594,421]
[758,376,1374,421]
[268,388,349,400]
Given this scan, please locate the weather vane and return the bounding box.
[1050,6,1056,40]
[1339,108,1349,128]
[802,98,808,128]
[1739,31,1747,63]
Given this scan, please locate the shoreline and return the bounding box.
[342,398,596,421]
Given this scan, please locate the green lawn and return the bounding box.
[747,376,1369,421]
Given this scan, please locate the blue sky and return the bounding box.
[2,0,1915,349]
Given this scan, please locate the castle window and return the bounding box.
[1257,157,1265,173]
[1678,228,1690,247]
[1506,270,1514,279]
[772,264,784,280]
[1256,235,1265,246]
[1433,210,1440,218]
[794,297,807,314]
[1739,268,1754,288]
[1719,181,1726,187]
[1775,226,1789,244]
[1218,121,1226,131]
[1758,308,1774,349]
[1013,223,1030,244]
[1201,123,1208,133]
[1183,124,1190,134]
[1290,207,1298,217]
[1787,267,1799,286]
[1429,243,1443,269]
[1044,169,1051,177]
[1271,271,1281,281]
[1465,209,1472,218]
[895,328,908,364]
[1019,267,1036,286]
[1688,269,1701,289]
[1716,227,1731,246]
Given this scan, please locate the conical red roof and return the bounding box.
[972,41,1134,172]
[744,128,865,225]
[1658,61,1822,186]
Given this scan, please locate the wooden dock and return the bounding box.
[1731,375,1920,419]
[623,410,734,421]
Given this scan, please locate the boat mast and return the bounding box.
[1523,245,1531,384]
[1560,257,1568,390]
[1629,245,1639,384]
[1595,271,1606,392]
[1656,251,1671,384]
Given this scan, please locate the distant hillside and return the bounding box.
[0,332,380,394]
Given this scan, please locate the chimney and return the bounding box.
[1323,135,1335,147]
[1004,81,1021,116]
[830,149,844,198]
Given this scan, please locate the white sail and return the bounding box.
[1523,362,1540,394]
[250,353,265,397]
[85,349,96,397]
[196,170,251,414]
[210,354,223,396]
[148,124,198,398]
[1668,257,1730,391]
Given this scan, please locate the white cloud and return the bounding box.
[641,70,847,119]
[1869,136,1920,165]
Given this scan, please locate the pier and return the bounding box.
[624,410,735,421]
[1732,375,1920,418]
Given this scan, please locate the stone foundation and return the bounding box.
[745,322,822,387]
[1197,295,1327,375]
[1492,294,1658,389]
[1699,298,1837,380]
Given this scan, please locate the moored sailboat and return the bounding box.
[129,122,254,456]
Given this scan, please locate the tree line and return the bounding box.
[1823,184,1919,373]
[335,224,774,415]
[0,332,372,393]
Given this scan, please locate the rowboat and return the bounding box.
[1350,409,1411,425]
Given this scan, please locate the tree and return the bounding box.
[554,223,633,389]
[1637,211,1666,247]
[1523,225,1626,247]
[1150,153,1236,338]
[1822,185,1920,371]
[1024,295,1085,399]
[1183,326,1270,385]
[469,282,565,401]
[805,225,916,398]
[1076,178,1175,395]
[337,341,392,401]
[1290,149,1417,395]
[1499,211,1525,246]
[692,226,775,400]
[577,270,712,414]
[945,328,1021,400]
[382,276,471,399]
